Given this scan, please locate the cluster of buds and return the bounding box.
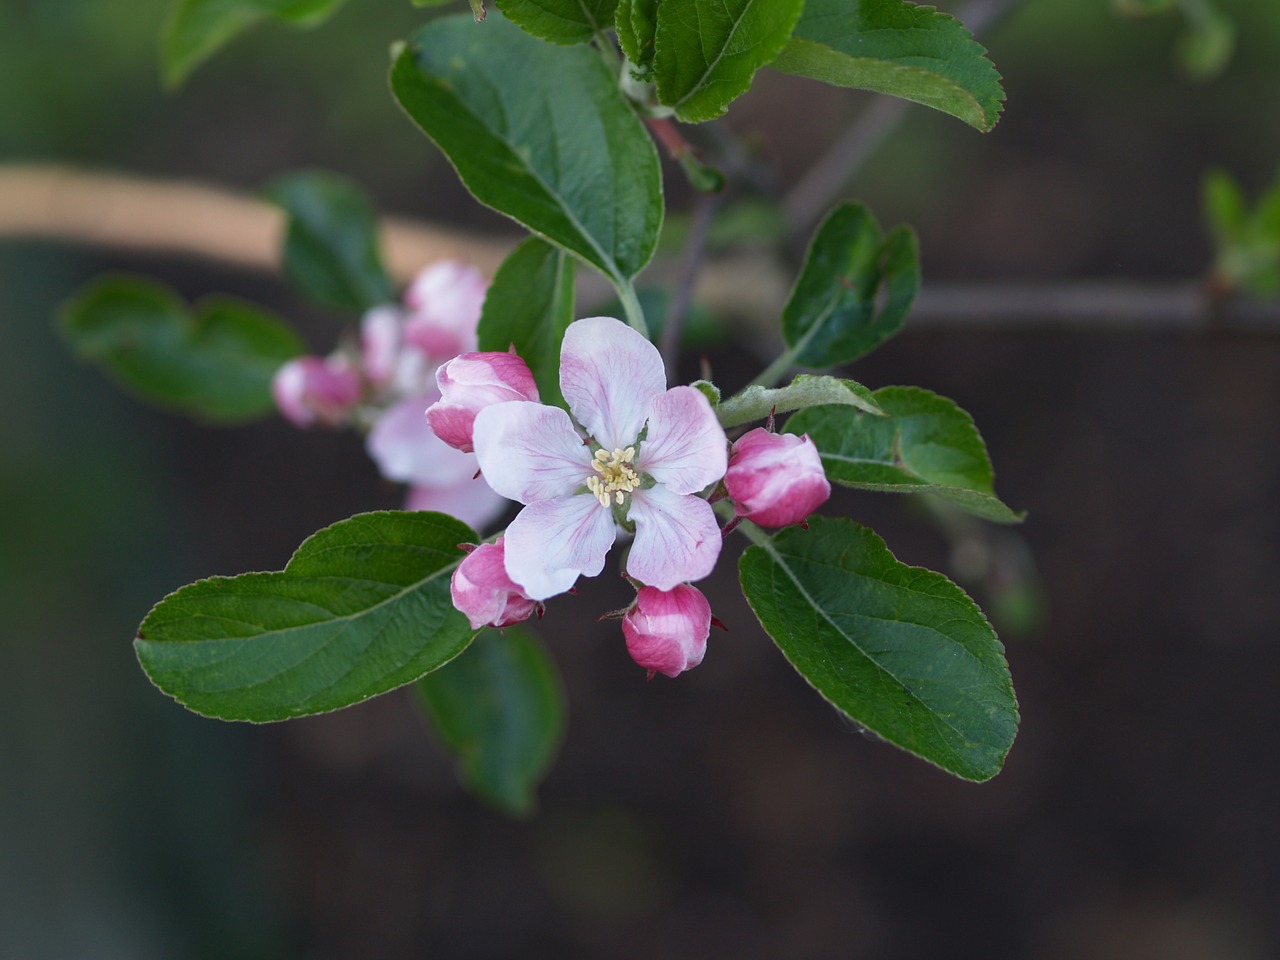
[424,316,834,680]
[270,261,505,529]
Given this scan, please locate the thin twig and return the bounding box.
[906,280,1280,331]
[660,190,722,379]
[782,0,1025,238]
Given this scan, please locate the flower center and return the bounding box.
[586,446,640,508]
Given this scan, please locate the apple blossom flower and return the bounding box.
[471,316,728,600]
[271,355,362,428]
[622,584,712,678]
[450,539,539,629]
[273,259,507,530]
[358,261,489,399]
[724,427,831,527]
[427,351,540,452]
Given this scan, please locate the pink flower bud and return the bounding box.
[450,539,538,630]
[426,351,540,452]
[359,305,405,390]
[622,584,712,679]
[271,355,362,428]
[402,260,487,362]
[724,427,831,527]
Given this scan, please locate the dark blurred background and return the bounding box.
[3,1,1279,957]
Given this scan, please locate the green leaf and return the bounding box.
[477,237,575,409]
[391,12,663,291]
[783,202,919,368]
[136,511,479,722]
[717,374,884,429]
[1204,168,1280,296]
[787,386,1023,524]
[59,276,304,423]
[771,0,1005,133]
[1204,168,1249,242]
[162,0,346,87]
[265,171,393,312]
[652,0,804,122]
[417,627,565,815]
[1112,0,1174,12]
[739,517,1018,781]
[495,0,617,44]
[616,0,658,72]
[1177,9,1234,79]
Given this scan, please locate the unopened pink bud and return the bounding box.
[359,305,404,390]
[622,584,711,679]
[271,355,362,428]
[402,260,487,362]
[450,539,538,629]
[724,427,831,527]
[426,351,540,452]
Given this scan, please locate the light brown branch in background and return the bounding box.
[2,164,1278,335]
[0,164,511,283]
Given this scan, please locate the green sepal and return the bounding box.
[717,374,883,429]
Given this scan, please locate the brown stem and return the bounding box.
[0,164,510,283]
[5,164,1279,335]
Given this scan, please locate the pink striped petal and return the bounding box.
[637,386,728,494]
[402,260,486,361]
[503,495,618,600]
[403,478,507,532]
[625,485,721,590]
[560,317,665,449]
[367,394,477,486]
[472,401,591,504]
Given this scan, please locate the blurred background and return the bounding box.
[2,0,1279,957]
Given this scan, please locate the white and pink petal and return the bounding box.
[560,317,665,449]
[367,394,477,487]
[503,495,618,600]
[637,385,728,495]
[625,485,721,590]
[472,401,592,504]
[403,478,507,532]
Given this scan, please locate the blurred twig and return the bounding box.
[0,164,510,284]
[660,191,723,379]
[782,0,1025,238]
[4,164,1280,334]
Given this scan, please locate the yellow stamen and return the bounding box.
[586,445,640,508]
